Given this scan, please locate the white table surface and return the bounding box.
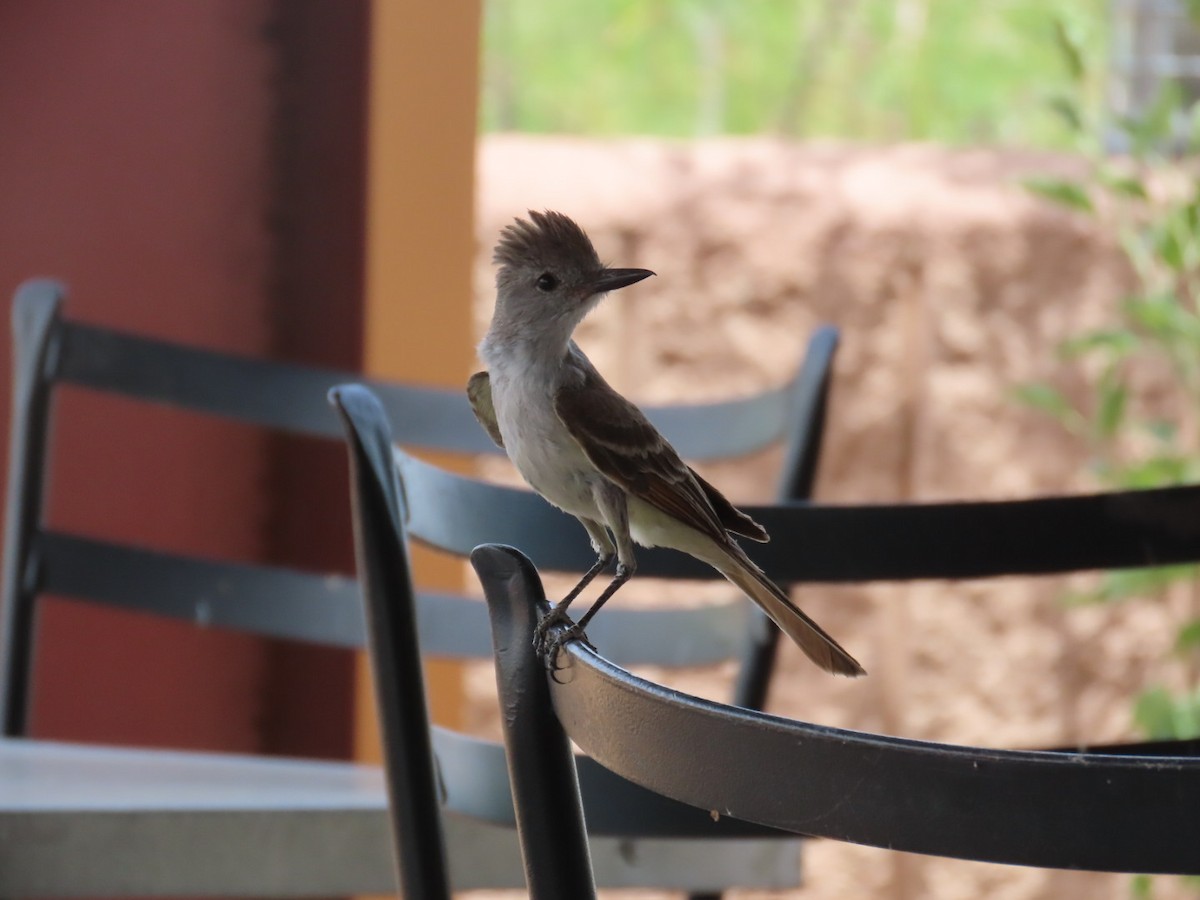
[0,736,798,896]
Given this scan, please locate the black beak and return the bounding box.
[592,267,655,294]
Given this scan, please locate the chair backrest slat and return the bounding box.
[746,484,1200,581]
[56,318,497,452]
[35,532,365,647]
[55,311,819,460]
[641,385,790,459]
[400,449,1200,582]
[412,588,747,666]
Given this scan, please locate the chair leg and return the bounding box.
[473,544,597,900]
[1,281,65,737]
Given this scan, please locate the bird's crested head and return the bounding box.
[488,211,654,345]
[493,209,601,279]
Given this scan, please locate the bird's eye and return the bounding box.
[535,272,559,292]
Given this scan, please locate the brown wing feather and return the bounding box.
[692,470,768,542]
[554,364,764,543]
[466,371,505,449]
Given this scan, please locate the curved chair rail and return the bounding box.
[430,726,786,838]
[475,543,1200,876]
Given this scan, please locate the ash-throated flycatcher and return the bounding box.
[469,210,864,677]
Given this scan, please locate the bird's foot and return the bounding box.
[532,605,572,654]
[534,606,594,670]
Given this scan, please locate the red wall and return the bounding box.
[0,0,365,756]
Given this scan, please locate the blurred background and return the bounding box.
[3,1,1200,897]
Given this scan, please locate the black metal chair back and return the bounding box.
[0,279,834,896]
[471,469,1200,881]
[2,279,835,727]
[1,280,456,897]
[0,278,498,736]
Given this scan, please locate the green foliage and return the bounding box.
[1057,328,1139,360]
[480,0,1110,145]
[1021,176,1094,212]
[1052,16,1087,84]
[1016,40,1200,898]
[1010,383,1085,432]
[1060,566,1200,607]
[1015,16,1200,518]
[1175,617,1200,652]
[1134,685,1200,740]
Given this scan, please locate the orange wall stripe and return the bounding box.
[360,0,482,759]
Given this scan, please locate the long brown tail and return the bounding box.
[715,544,865,677]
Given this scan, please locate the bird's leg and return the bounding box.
[542,560,635,677]
[576,556,635,631]
[539,491,634,667]
[532,554,608,656]
[534,518,613,657]
[559,545,614,609]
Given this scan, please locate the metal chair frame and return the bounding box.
[472,471,1200,894]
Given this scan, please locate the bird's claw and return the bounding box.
[534,606,594,670]
[532,606,571,654]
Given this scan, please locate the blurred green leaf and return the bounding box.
[1022,176,1093,213]
[1047,94,1083,133]
[1115,113,1143,143]
[1095,370,1128,440]
[1057,328,1138,360]
[1149,202,1200,275]
[1096,167,1148,201]
[1131,80,1184,155]
[1011,382,1075,422]
[1115,454,1199,488]
[1188,101,1200,153]
[1135,685,1200,740]
[1155,224,1186,271]
[1051,17,1086,83]
[1175,618,1200,652]
[1090,565,1197,604]
[1182,197,1200,233]
[1118,229,1157,284]
[1123,294,1200,342]
[1061,566,1199,607]
[1135,687,1177,738]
